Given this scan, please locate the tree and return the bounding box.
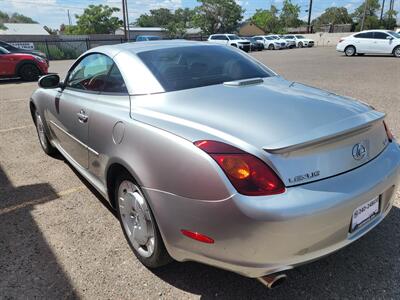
[64,5,122,35]
[193,0,244,35]
[312,7,352,26]
[0,10,37,30]
[352,0,380,30]
[135,8,195,38]
[382,9,398,29]
[280,0,301,28]
[136,8,174,27]
[251,6,282,33]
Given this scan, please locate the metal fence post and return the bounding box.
[85,38,90,50]
[44,40,51,60]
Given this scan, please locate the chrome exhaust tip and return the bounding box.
[257,274,287,289]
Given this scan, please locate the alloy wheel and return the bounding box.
[118,180,155,258]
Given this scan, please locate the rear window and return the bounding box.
[137,45,272,92]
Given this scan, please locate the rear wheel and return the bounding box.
[344,45,356,56]
[115,173,172,268]
[19,64,40,81]
[35,111,56,155]
[393,46,400,58]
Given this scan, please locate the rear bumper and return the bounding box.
[146,142,400,278]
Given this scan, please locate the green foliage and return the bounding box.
[135,7,195,37]
[0,9,37,30]
[279,0,301,28]
[251,6,282,33]
[352,0,381,30]
[382,9,398,30]
[35,43,81,60]
[193,0,244,35]
[312,7,352,26]
[64,5,122,35]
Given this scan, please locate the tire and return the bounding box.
[19,63,40,81]
[298,42,303,48]
[393,46,400,58]
[344,45,356,56]
[35,111,57,155]
[115,173,172,268]
[357,53,365,56]
[268,44,274,50]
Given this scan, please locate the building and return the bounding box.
[0,23,49,35]
[238,22,265,36]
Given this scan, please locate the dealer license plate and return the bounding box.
[351,196,380,232]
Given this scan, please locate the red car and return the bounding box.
[0,46,48,81]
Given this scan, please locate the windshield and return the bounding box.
[137,45,273,92]
[388,31,400,38]
[227,34,240,40]
[296,35,306,39]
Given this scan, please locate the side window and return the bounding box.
[210,35,217,40]
[354,32,373,39]
[66,53,113,92]
[373,32,389,39]
[102,64,128,94]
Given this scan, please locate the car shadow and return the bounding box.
[0,166,79,298]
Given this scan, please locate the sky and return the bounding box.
[0,0,399,29]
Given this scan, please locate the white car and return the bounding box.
[283,35,315,48]
[336,30,400,57]
[267,35,289,49]
[253,35,286,50]
[208,34,251,52]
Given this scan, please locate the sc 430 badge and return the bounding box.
[288,170,320,184]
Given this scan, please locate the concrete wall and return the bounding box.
[301,32,352,47]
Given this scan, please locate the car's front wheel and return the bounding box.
[115,174,172,268]
[35,111,56,155]
[19,64,40,81]
[298,42,303,48]
[268,44,274,50]
[393,46,400,58]
[344,45,356,56]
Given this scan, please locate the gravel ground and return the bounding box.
[1,47,399,299]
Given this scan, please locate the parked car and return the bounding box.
[336,30,400,57]
[30,41,400,288]
[0,46,49,80]
[266,35,289,49]
[0,40,48,62]
[136,35,162,42]
[279,35,296,48]
[253,35,285,50]
[244,37,264,51]
[208,34,251,52]
[284,35,315,48]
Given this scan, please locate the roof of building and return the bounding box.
[118,27,167,32]
[0,23,49,35]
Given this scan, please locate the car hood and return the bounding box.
[131,76,381,151]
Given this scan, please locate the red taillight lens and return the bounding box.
[195,140,285,196]
[383,121,394,142]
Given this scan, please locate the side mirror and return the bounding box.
[386,36,394,40]
[38,74,61,89]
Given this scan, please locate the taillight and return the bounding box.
[383,121,394,142]
[195,140,285,196]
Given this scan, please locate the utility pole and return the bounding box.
[125,0,130,42]
[360,0,368,31]
[307,0,313,33]
[67,9,72,26]
[380,0,385,21]
[122,0,128,41]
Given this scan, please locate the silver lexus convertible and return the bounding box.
[30,41,400,287]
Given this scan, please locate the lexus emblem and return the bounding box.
[352,143,367,160]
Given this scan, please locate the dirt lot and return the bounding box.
[1,47,400,299]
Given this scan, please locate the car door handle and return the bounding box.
[77,110,88,123]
